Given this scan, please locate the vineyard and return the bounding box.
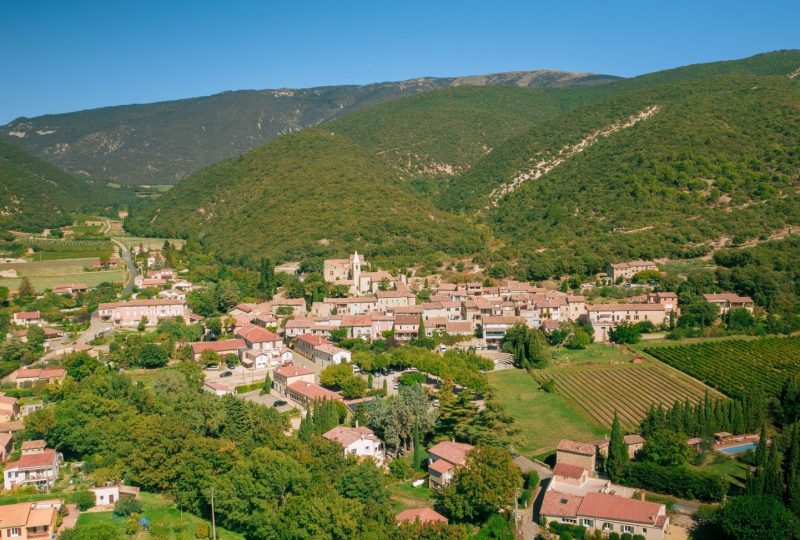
[540,364,714,430]
[644,336,800,398]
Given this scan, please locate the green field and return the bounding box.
[548,342,636,366]
[75,492,243,540]
[389,481,435,512]
[115,236,185,249]
[488,369,606,457]
[643,336,800,398]
[0,257,125,293]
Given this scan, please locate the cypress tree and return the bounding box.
[417,315,426,340]
[755,423,769,468]
[785,425,800,513]
[606,412,628,482]
[298,409,314,442]
[763,445,785,501]
[412,424,422,470]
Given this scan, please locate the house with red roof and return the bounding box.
[12,368,66,387]
[0,396,19,423]
[273,363,315,395]
[294,334,331,359]
[556,440,597,473]
[3,448,60,490]
[12,312,42,327]
[189,339,245,361]
[0,500,60,540]
[427,441,474,489]
[235,324,281,351]
[541,488,669,540]
[286,381,342,408]
[702,293,754,315]
[313,344,351,368]
[395,508,448,525]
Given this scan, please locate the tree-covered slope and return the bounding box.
[124,129,481,263]
[0,140,134,231]
[0,70,618,185]
[471,72,800,277]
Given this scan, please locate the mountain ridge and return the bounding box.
[0,69,620,185]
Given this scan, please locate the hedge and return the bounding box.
[621,462,728,502]
[234,382,262,394]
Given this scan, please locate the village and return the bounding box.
[0,237,772,540]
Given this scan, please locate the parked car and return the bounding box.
[226,362,235,369]
[273,400,288,408]
[220,371,233,378]
[206,364,220,371]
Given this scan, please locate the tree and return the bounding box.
[261,373,272,395]
[199,349,221,367]
[637,429,693,466]
[64,351,102,381]
[412,423,422,470]
[606,413,628,482]
[336,460,389,506]
[60,523,124,540]
[566,328,590,350]
[715,495,795,540]
[608,322,641,344]
[258,257,277,300]
[138,343,169,369]
[137,315,149,332]
[502,324,548,369]
[320,363,353,388]
[113,497,143,516]
[340,376,367,399]
[17,277,35,298]
[439,445,521,523]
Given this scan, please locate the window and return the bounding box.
[9,528,21,537]
[562,518,577,524]
[622,525,634,533]
[581,519,594,527]
[602,523,614,531]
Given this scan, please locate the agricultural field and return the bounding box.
[541,363,716,430]
[75,491,243,540]
[488,369,606,457]
[643,336,800,398]
[0,257,125,293]
[17,237,114,260]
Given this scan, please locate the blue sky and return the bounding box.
[2,0,798,123]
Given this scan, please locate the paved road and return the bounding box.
[112,238,136,296]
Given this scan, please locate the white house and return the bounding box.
[323,425,384,464]
[3,448,60,490]
[312,344,351,368]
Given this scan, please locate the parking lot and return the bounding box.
[203,364,270,387]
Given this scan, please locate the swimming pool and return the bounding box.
[718,442,758,455]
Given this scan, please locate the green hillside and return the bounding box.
[124,129,481,264]
[0,140,134,231]
[1,70,618,185]
[462,72,800,277]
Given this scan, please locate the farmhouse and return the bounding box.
[322,425,384,464]
[702,293,755,315]
[273,363,315,395]
[0,500,60,540]
[3,448,60,490]
[585,304,667,342]
[12,312,41,327]
[427,441,474,489]
[606,260,658,282]
[556,440,597,473]
[541,489,669,540]
[12,368,66,387]
[189,339,245,361]
[52,283,89,296]
[98,299,189,326]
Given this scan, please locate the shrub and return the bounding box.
[113,497,143,516]
[561,533,573,540]
[389,458,414,480]
[621,461,728,502]
[621,533,633,540]
[194,522,210,539]
[608,533,621,540]
[68,490,96,511]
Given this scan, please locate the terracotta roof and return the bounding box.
[20,439,46,451]
[315,343,348,356]
[395,507,448,524]
[0,395,17,406]
[16,368,66,380]
[99,299,185,309]
[204,381,233,393]
[236,324,280,343]
[285,318,315,329]
[445,321,473,333]
[428,459,454,474]
[578,492,664,525]
[703,293,754,303]
[541,490,584,518]
[233,303,254,313]
[322,425,379,447]
[586,303,666,312]
[296,334,331,347]
[553,462,586,479]
[0,420,25,433]
[275,363,314,378]
[13,311,40,320]
[624,434,645,445]
[5,448,57,470]
[482,316,525,325]
[427,441,473,466]
[376,290,414,298]
[190,339,245,354]
[0,432,12,449]
[287,381,342,401]
[275,298,306,306]
[557,440,596,456]
[394,315,420,326]
[0,502,55,529]
[341,315,372,327]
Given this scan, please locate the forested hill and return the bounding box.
[0,140,134,231]
[124,129,482,264]
[126,50,800,272]
[0,70,618,185]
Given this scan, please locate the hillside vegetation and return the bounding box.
[125,129,481,264]
[0,140,134,231]
[1,70,617,184]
